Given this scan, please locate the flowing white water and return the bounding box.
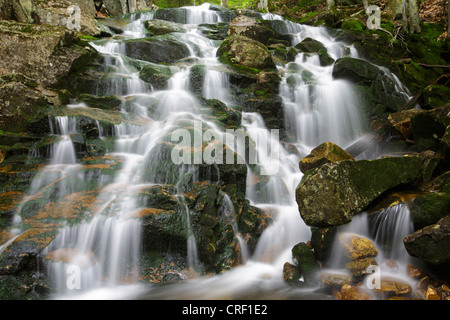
[5,4,416,299]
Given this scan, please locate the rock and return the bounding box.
[422,84,450,109]
[299,142,354,173]
[240,92,285,136]
[11,0,99,35]
[296,156,423,227]
[333,57,410,118]
[345,258,378,279]
[338,233,379,260]
[102,0,125,16]
[123,36,191,64]
[388,108,426,140]
[144,19,186,36]
[0,225,56,299]
[294,37,335,66]
[426,286,441,300]
[0,76,50,134]
[227,15,286,46]
[291,242,320,284]
[0,20,97,87]
[335,284,371,300]
[310,226,337,264]
[410,192,450,230]
[404,215,450,267]
[442,126,450,160]
[0,0,14,20]
[332,57,380,86]
[375,277,412,296]
[283,262,301,284]
[410,104,448,152]
[76,94,122,110]
[318,270,353,288]
[48,104,151,128]
[217,35,276,72]
[295,37,327,53]
[197,22,229,40]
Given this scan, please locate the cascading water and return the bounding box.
[7,3,417,299]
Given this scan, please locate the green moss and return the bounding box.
[380,19,394,33]
[411,192,450,229]
[341,19,365,31]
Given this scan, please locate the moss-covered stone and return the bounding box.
[410,193,450,230]
[123,36,191,64]
[217,35,276,72]
[404,215,450,267]
[291,242,319,285]
[296,156,424,227]
[144,19,186,35]
[299,142,355,173]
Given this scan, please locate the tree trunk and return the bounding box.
[408,0,421,33]
[402,0,421,33]
[447,0,450,37]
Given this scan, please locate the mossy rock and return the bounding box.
[122,36,191,64]
[404,215,450,267]
[332,57,380,85]
[217,35,276,73]
[227,15,289,46]
[291,242,319,285]
[77,94,122,110]
[294,37,327,53]
[296,156,424,227]
[299,142,354,173]
[411,111,446,152]
[421,84,450,110]
[410,192,450,230]
[144,19,186,35]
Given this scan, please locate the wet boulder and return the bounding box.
[296,156,423,227]
[336,284,372,300]
[123,36,191,64]
[217,35,276,72]
[332,57,380,86]
[338,233,379,260]
[291,242,320,285]
[283,262,301,284]
[299,142,354,174]
[333,57,410,118]
[294,37,335,66]
[144,19,186,36]
[404,215,450,267]
[410,104,449,152]
[227,15,288,46]
[318,270,353,288]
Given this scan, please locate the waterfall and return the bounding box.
[5,4,417,299]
